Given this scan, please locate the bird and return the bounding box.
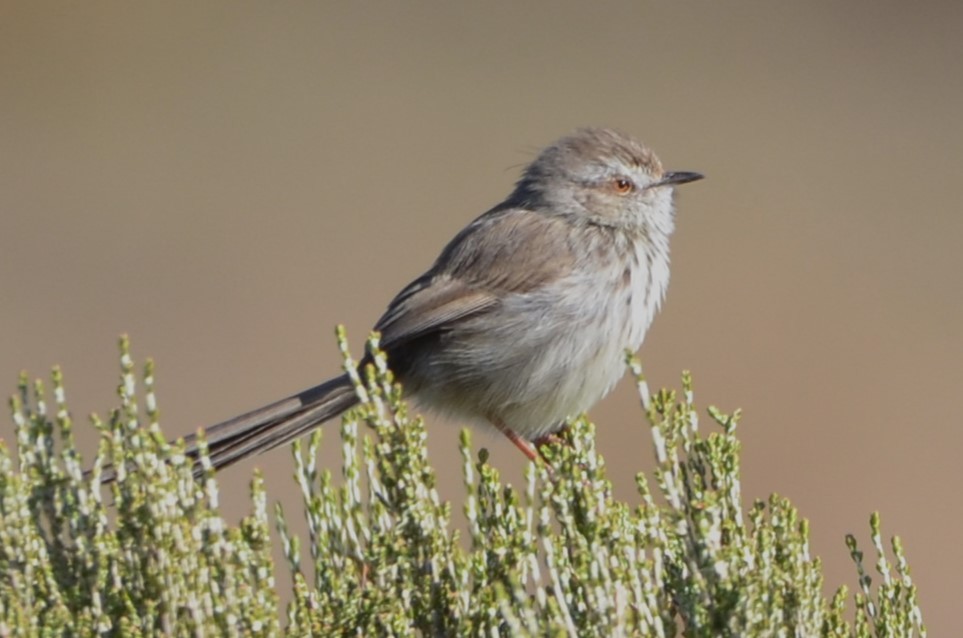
[180,128,702,472]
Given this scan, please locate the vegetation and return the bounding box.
[1,332,926,636]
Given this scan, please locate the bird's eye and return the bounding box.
[613,178,634,194]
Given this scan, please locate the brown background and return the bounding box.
[2,2,960,632]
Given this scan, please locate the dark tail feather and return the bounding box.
[184,374,359,472]
[97,374,359,482]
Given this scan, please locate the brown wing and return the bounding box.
[375,276,498,350]
[374,206,578,351]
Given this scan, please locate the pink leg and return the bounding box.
[492,420,562,470]
[532,432,565,449]
[492,420,540,462]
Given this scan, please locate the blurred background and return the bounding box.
[2,2,960,631]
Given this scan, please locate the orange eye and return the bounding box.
[613,178,634,194]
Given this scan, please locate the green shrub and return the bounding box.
[1,333,926,636]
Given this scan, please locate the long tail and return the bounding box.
[97,374,359,482]
[183,374,359,472]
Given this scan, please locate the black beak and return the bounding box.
[655,171,704,187]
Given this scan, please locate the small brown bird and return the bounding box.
[185,128,702,471]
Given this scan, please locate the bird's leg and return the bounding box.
[533,421,576,454]
[532,431,566,450]
[492,420,540,462]
[490,421,560,478]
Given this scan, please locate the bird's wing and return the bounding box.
[374,276,496,350]
[374,207,579,351]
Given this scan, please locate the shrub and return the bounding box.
[1,333,926,636]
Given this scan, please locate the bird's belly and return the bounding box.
[408,270,652,439]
